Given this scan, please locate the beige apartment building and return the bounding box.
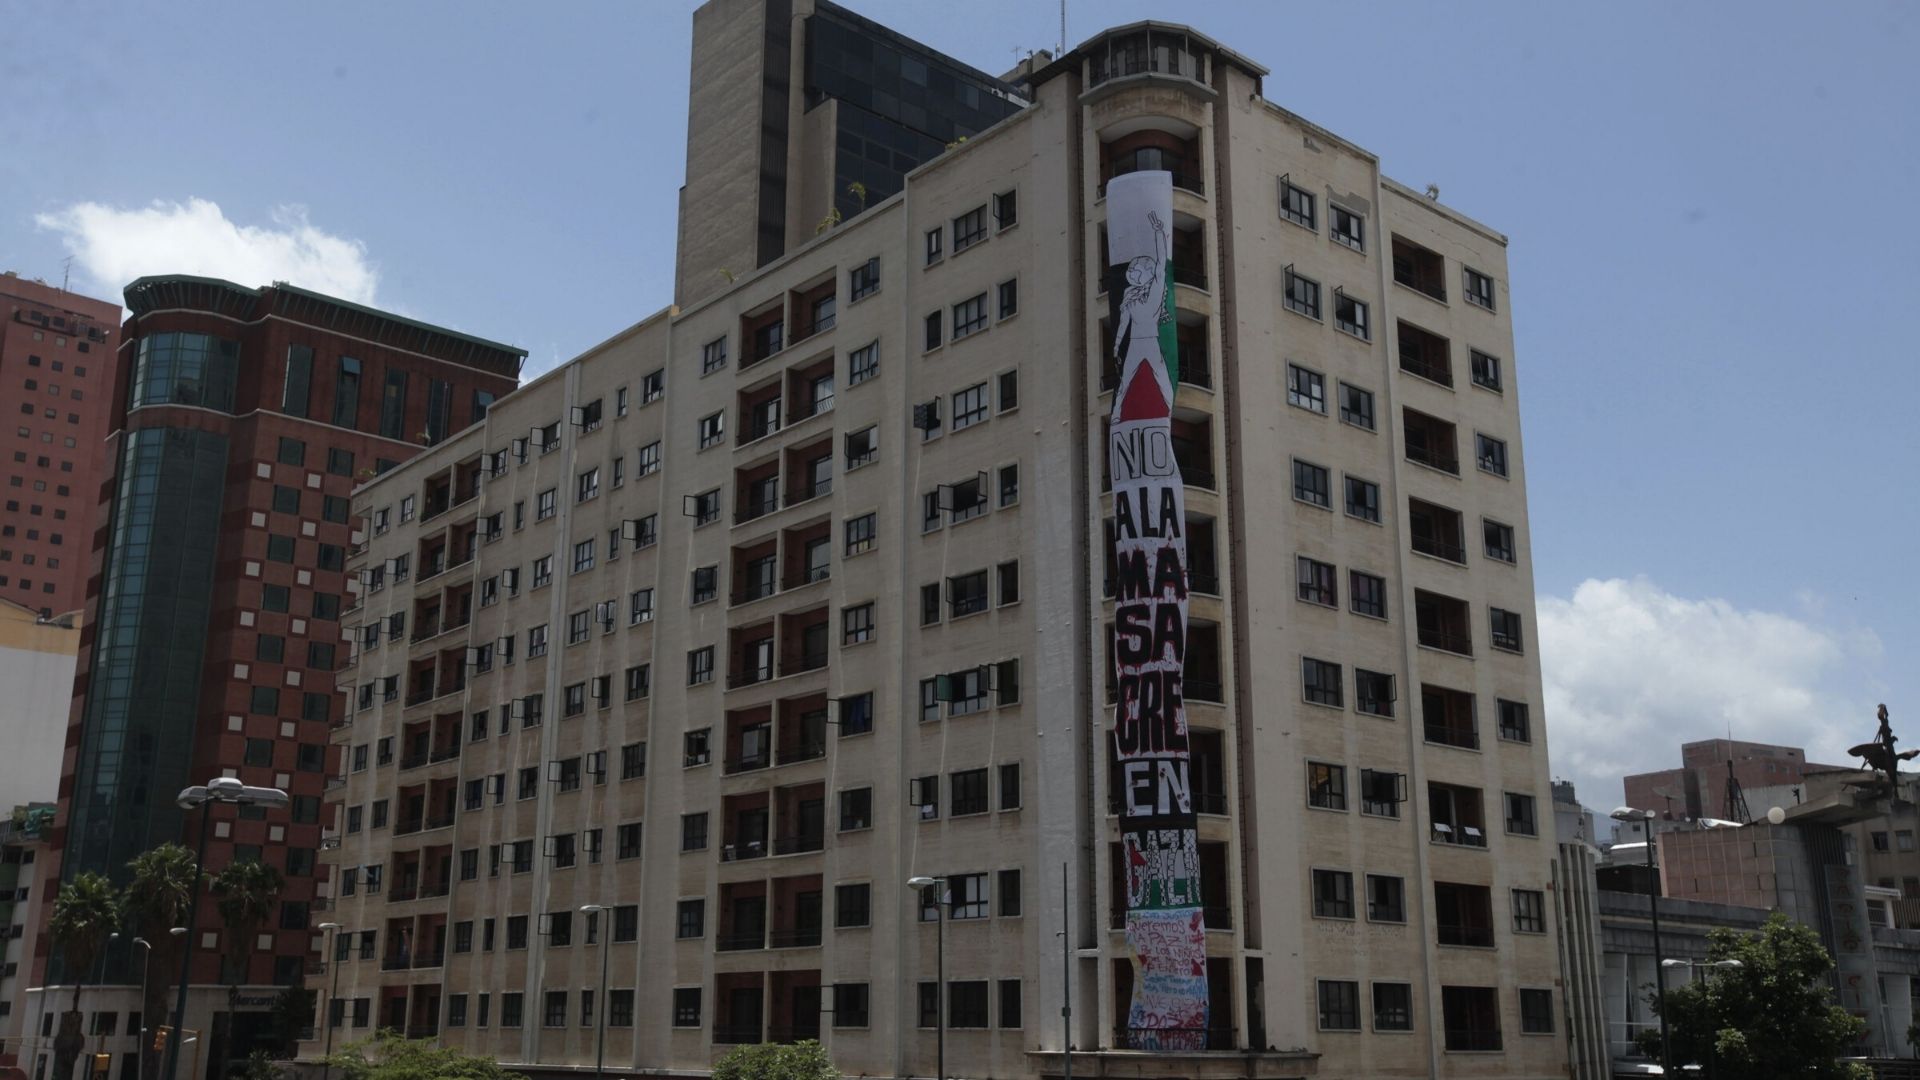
[312,4,1564,1078]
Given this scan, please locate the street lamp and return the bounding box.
[1660,961,1743,1080]
[130,937,153,1080]
[1612,806,1670,1075]
[907,876,946,1080]
[579,905,609,1080]
[316,923,343,1080]
[163,778,289,1080]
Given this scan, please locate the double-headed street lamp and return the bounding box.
[316,922,344,1080]
[907,876,947,1080]
[579,905,611,1080]
[163,778,288,1080]
[1611,806,1671,1075]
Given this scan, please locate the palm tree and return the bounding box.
[209,860,282,1078]
[123,844,200,1080]
[48,872,121,1080]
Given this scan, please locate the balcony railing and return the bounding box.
[780,650,828,677]
[1193,791,1228,815]
[1188,569,1220,595]
[1186,678,1224,703]
[1405,443,1460,475]
[789,478,831,504]
[715,931,764,952]
[1411,533,1467,563]
[1444,1028,1502,1052]
[403,1024,440,1040]
[1201,905,1232,930]
[767,926,822,948]
[410,949,446,968]
[1170,263,1208,291]
[399,752,429,771]
[1430,823,1487,848]
[768,1024,823,1044]
[1399,352,1453,387]
[1112,1027,1235,1052]
[1424,724,1479,750]
[738,494,780,523]
[389,882,419,902]
[1178,463,1215,490]
[713,1023,763,1044]
[731,581,777,605]
[1104,161,1204,197]
[781,567,831,591]
[725,749,771,774]
[1417,628,1473,656]
[394,818,423,837]
[1437,923,1494,948]
[779,740,826,765]
[381,954,411,971]
[720,840,768,862]
[772,833,824,856]
[727,664,773,689]
[424,812,455,832]
[429,745,460,763]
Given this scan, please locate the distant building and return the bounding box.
[0,273,123,618]
[1622,737,1835,825]
[0,804,54,1075]
[28,278,522,1080]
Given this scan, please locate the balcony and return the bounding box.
[381,954,411,971]
[1087,26,1204,89]
[409,949,446,969]
[1422,685,1478,750]
[772,832,824,856]
[1102,139,1204,197]
[779,650,827,678]
[1112,1027,1235,1052]
[721,840,768,863]
[1403,411,1460,477]
[1444,1028,1502,1053]
[768,1024,823,1044]
[1437,923,1493,948]
[1409,497,1467,563]
[725,747,771,774]
[716,929,764,952]
[1415,591,1473,656]
[1397,321,1453,387]
[767,926,822,949]
[1392,235,1448,303]
[713,1024,764,1045]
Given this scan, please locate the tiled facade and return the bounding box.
[314,6,1564,1079]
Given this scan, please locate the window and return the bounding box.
[1373,983,1412,1031]
[1302,657,1343,707]
[844,512,876,556]
[677,899,705,938]
[992,189,1017,229]
[637,441,660,476]
[1296,557,1337,607]
[1476,433,1509,477]
[527,625,548,657]
[691,489,721,525]
[688,646,714,685]
[1280,178,1316,229]
[1331,204,1365,251]
[576,467,599,502]
[701,337,728,375]
[1350,571,1387,619]
[999,463,1020,506]
[671,987,702,1027]
[838,692,873,736]
[683,728,712,767]
[1483,519,1517,563]
[615,822,641,860]
[850,258,879,301]
[999,762,1021,810]
[922,310,944,351]
[1334,292,1370,339]
[1505,793,1538,836]
[629,588,654,625]
[952,383,989,430]
[836,882,872,928]
[1497,700,1530,743]
[1519,988,1553,1034]
[681,812,709,852]
[1344,476,1381,523]
[698,411,724,449]
[1367,874,1406,922]
[1360,769,1404,817]
[911,775,938,818]
[1463,267,1495,311]
[951,768,989,816]
[925,227,944,265]
[997,561,1020,606]
[953,294,989,339]
[531,556,553,588]
[1312,868,1354,918]
[1287,364,1325,413]
[536,488,557,521]
[572,540,595,574]
[1292,460,1331,508]
[621,742,647,779]
[830,984,870,1029]
[848,340,879,384]
[1318,980,1360,1031]
[1338,383,1375,430]
[1308,762,1347,811]
[640,368,664,404]
[995,278,1020,322]
[953,206,987,251]
[1355,669,1396,718]
[1284,268,1321,318]
[948,873,990,919]
[1470,349,1503,392]
[843,602,874,645]
[271,485,300,514]
[1490,608,1524,653]
[1512,889,1547,933]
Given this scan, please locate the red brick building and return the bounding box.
[1623,738,1834,823]
[33,277,521,1075]
[0,273,123,618]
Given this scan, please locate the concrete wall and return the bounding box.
[0,604,78,806]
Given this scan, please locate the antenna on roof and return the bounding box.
[1059,0,1067,56]
[61,256,72,293]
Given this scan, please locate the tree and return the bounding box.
[208,859,284,1078]
[1639,913,1871,1080]
[712,1040,837,1080]
[321,1030,521,1080]
[48,872,121,1080]
[122,843,201,1080]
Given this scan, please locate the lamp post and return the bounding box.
[130,936,154,1080]
[163,778,289,1080]
[316,922,343,1080]
[579,905,610,1080]
[907,876,947,1080]
[1661,959,1742,1080]
[1612,806,1670,1075]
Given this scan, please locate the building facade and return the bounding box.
[0,273,123,619]
[1622,738,1832,825]
[0,600,79,808]
[29,278,520,1079]
[315,5,1563,1078]
[0,804,54,1073]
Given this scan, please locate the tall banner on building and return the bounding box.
[1105,171,1208,1051]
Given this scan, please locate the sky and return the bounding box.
[4,1,1915,815]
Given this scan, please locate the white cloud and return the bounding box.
[34,199,378,304]
[1539,577,1879,815]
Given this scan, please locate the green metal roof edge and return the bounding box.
[123,274,528,361]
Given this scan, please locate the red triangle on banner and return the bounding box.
[1116,363,1169,422]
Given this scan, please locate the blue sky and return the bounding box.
[4,0,1914,811]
